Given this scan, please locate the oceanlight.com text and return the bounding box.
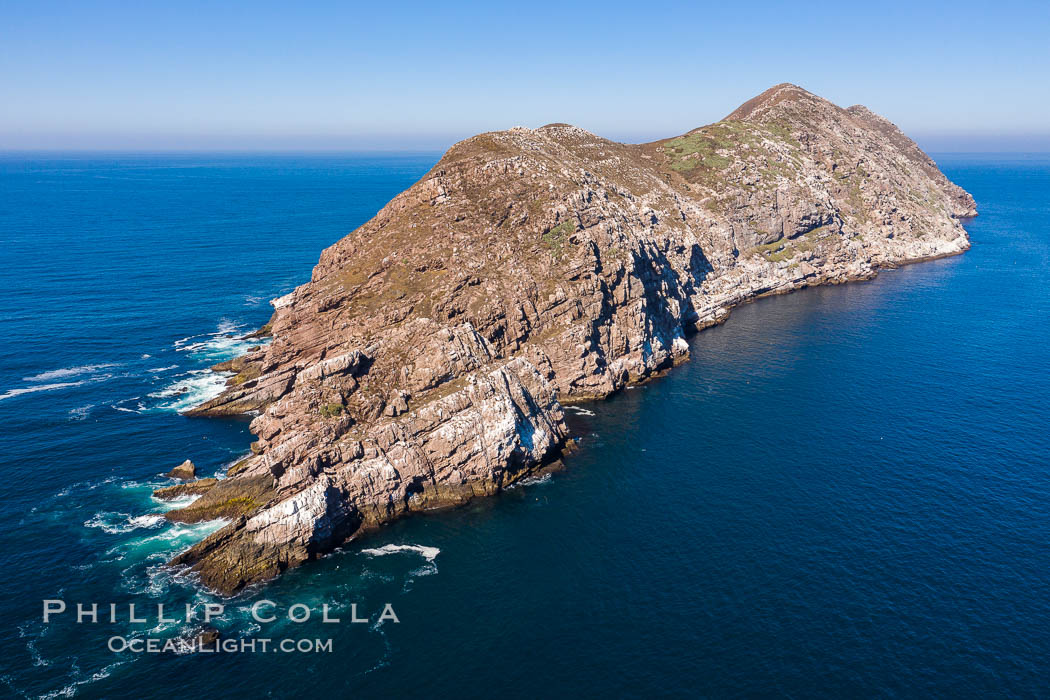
[107,636,334,654]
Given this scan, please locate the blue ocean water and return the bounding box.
[0,152,1047,698]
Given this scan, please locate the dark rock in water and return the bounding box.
[195,627,221,647]
[168,626,221,654]
[164,459,196,480]
[153,478,218,500]
[171,83,977,594]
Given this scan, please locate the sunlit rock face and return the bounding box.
[172,84,976,593]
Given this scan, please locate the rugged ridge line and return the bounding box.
[170,84,976,593]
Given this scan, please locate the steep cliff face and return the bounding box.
[168,84,975,593]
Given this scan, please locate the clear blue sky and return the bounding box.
[2,0,1048,151]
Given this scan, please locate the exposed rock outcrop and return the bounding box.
[164,460,196,481]
[153,478,218,500]
[171,84,976,593]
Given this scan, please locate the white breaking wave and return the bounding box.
[69,404,94,420]
[215,318,242,335]
[84,512,166,534]
[150,319,275,412]
[181,335,267,363]
[1,367,114,402]
[112,397,146,413]
[173,320,270,364]
[107,520,229,587]
[565,406,596,416]
[120,479,158,490]
[359,544,442,592]
[360,544,441,561]
[143,320,274,413]
[151,493,201,510]
[148,369,231,413]
[0,380,86,401]
[23,363,119,382]
[127,519,227,551]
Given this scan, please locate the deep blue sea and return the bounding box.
[0,152,1047,698]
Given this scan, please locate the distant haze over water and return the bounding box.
[3,131,1050,153]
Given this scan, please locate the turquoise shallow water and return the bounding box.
[0,153,1047,698]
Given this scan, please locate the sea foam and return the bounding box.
[174,320,269,364]
[148,369,231,413]
[0,381,87,401]
[360,544,441,561]
[23,363,119,382]
[84,512,166,534]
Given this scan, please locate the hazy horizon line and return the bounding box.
[5,127,1050,155]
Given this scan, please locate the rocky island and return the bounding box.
[166,84,976,593]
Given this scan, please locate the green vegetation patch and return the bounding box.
[660,120,802,192]
[542,220,576,259]
[751,226,827,263]
[319,403,344,418]
[847,181,870,224]
[231,364,261,386]
[760,119,802,150]
[662,132,731,173]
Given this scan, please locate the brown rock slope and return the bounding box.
[171,84,976,593]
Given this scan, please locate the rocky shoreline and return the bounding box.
[164,84,976,594]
